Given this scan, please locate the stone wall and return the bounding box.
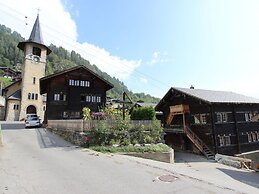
[124,149,174,163]
[236,151,259,171]
[215,154,252,169]
[47,127,89,147]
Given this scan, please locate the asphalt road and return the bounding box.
[0,125,258,194]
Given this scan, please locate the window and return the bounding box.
[54,93,66,101]
[33,47,41,57]
[43,106,46,111]
[218,135,231,146]
[252,132,257,142]
[80,81,84,87]
[75,112,80,117]
[60,93,66,101]
[97,96,101,103]
[13,104,19,110]
[200,114,206,124]
[69,79,75,86]
[245,113,252,122]
[216,112,228,123]
[86,95,91,102]
[247,133,252,142]
[69,79,90,87]
[224,136,231,145]
[54,94,60,101]
[63,111,68,118]
[86,81,90,87]
[28,93,38,100]
[43,95,47,102]
[33,77,36,84]
[92,96,96,102]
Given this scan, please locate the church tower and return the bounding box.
[17,14,51,120]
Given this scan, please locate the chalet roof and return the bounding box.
[175,87,259,104]
[135,102,157,108]
[8,89,21,100]
[17,14,51,55]
[40,65,114,94]
[156,87,259,110]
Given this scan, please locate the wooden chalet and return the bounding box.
[156,87,259,158]
[40,65,113,120]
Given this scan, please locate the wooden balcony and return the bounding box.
[164,125,184,133]
[169,104,190,115]
[166,104,190,125]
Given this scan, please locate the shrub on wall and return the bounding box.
[83,106,163,147]
[130,107,156,120]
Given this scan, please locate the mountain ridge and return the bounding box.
[0,24,160,103]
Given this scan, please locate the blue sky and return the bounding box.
[1,0,259,98]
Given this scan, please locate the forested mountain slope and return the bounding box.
[0,24,160,103]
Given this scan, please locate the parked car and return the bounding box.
[26,114,38,119]
[25,115,41,128]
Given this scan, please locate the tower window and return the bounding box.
[28,93,38,100]
[13,104,19,110]
[33,47,41,57]
[33,77,36,84]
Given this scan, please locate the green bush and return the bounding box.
[89,120,163,146]
[130,107,156,120]
[85,106,163,147]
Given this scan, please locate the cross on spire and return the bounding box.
[37,7,41,15]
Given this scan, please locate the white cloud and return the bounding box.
[0,0,140,80]
[147,51,169,66]
[140,77,148,84]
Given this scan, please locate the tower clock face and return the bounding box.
[33,56,40,63]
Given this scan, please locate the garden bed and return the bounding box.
[90,144,174,163]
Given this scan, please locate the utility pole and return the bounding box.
[122,92,126,120]
[122,91,132,120]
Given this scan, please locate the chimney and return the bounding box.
[190,85,194,89]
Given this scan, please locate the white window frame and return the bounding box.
[97,96,101,103]
[86,95,91,102]
[200,114,207,124]
[247,132,252,142]
[92,96,96,102]
[218,135,231,146]
[54,94,60,101]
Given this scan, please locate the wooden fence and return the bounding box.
[47,119,159,132]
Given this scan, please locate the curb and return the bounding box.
[0,124,3,146]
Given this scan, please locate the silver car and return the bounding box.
[25,116,41,128]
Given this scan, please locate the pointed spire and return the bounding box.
[18,14,51,55]
[28,14,44,45]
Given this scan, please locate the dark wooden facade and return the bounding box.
[156,87,259,156]
[40,66,113,120]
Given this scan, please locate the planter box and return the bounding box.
[123,149,174,163]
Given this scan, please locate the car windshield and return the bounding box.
[27,117,39,121]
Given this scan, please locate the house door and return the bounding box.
[26,105,36,114]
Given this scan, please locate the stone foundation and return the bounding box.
[124,149,174,163]
[215,154,252,169]
[47,127,89,147]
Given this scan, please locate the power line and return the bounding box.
[0,3,171,94]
